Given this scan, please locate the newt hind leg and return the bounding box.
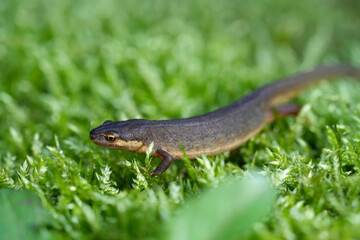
[266,103,301,123]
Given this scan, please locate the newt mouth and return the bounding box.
[89,129,96,140]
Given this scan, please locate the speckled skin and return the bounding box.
[90,98,267,159]
[90,65,360,174]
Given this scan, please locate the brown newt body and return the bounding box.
[90,65,360,176]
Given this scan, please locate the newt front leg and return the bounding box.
[151,149,174,177]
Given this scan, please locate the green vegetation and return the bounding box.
[0,189,55,240]
[1,0,360,239]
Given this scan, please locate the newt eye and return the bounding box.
[105,135,116,142]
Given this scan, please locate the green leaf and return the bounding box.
[167,174,276,240]
[0,189,55,240]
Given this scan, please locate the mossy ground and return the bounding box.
[1,0,360,239]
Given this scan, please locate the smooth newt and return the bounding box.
[90,65,360,176]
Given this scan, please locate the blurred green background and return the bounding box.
[1,0,360,239]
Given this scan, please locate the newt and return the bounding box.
[90,65,360,176]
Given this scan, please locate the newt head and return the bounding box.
[90,119,148,152]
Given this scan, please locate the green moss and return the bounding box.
[1,0,360,239]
